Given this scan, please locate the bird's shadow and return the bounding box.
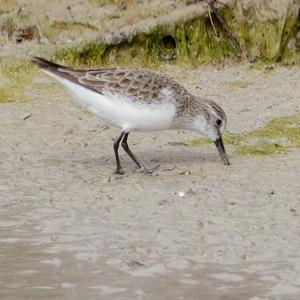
[139,147,220,164]
[40,145,223,172]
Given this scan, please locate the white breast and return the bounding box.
[42,70,176,132]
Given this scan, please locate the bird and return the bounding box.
[32,57,230,174]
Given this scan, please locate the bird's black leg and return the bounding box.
[121,132,152,174]
[121,132,142,169]
[113,131,125,174]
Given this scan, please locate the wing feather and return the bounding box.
[32,57,188,104]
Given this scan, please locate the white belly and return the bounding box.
[43,70,176,132]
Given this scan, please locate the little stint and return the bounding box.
[33,57,230,174]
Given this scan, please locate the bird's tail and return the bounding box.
[32,57,68,72]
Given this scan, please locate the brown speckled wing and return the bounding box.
[59,68,169,104]
[32,57,190,107]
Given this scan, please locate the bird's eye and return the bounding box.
[216,119,222,126]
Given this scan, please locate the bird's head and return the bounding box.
[191,100,230,165]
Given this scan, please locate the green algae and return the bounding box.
[236,142,287,156]
[222,5,299,64]
[224,81,252,89]
[88,0,117,5]
[53,4,299,68]
[189,132,243,147]
[0,57,36,103]
[54,42,108,67]
[2,1,298,66]
[54,16,236,67]
[189,137,209,146]
[190,115,300,156]
[248,116,300,148]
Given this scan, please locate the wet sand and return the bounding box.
[0,65,300,299]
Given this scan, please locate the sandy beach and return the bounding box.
[1,63,300,299]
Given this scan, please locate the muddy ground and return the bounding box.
[1,0,300,299]
[1,64,300,299]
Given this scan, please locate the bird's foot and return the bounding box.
[138,165,159,174]
[114,167,124,175]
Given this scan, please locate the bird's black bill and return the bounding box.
[214,137,230,165]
